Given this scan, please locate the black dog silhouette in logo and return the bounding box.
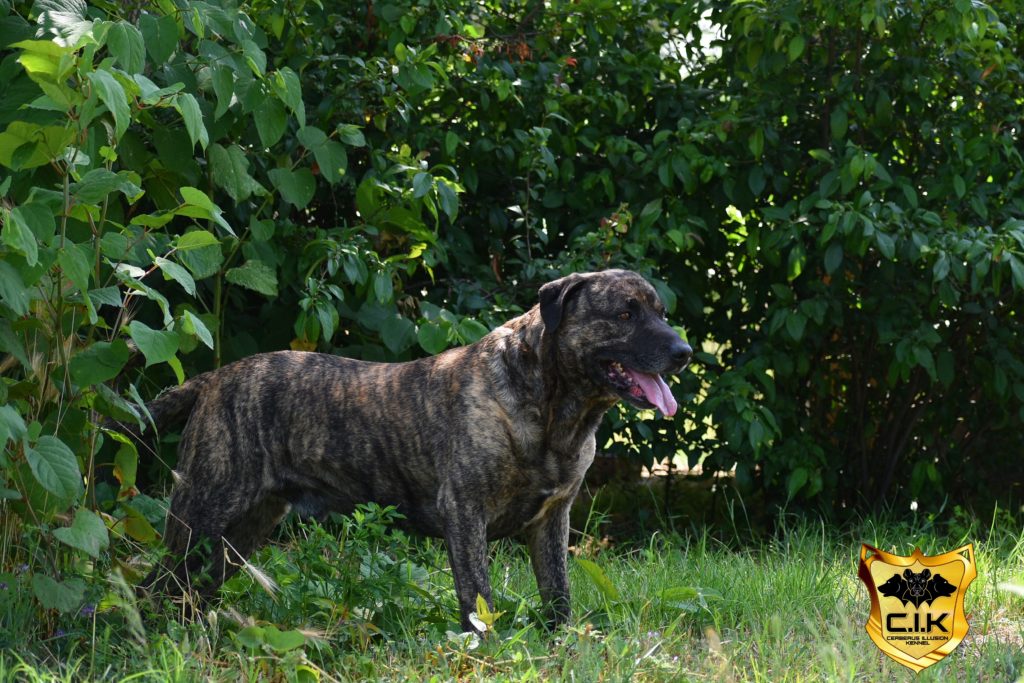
[878,568,956,608]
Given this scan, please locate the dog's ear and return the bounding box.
[903,569,913,579]
[539,274,587,334]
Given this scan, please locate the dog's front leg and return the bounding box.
[439,493,492,632]
[526,500,572,630]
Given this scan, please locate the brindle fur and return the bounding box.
[132,269,691,631]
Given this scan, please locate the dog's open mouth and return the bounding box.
[603,360,678,416]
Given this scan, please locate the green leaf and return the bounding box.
[913,345,936,380]
[69,339,130,386]
[139,12,177,65]
[0,404,28,446]
[380,314,415,353]
[445,131,459,156]
[182,310,214,349]
[89,286,122,309]
[787,467,809,499]
[829,108,848,140]
[576,558,620,601]
[271,67,304,127]
[52,508,109,559]
[107,21,145,73]
[87,69,131,140]
[748,127,764,158]
[372,271,392,303]
[457,318,490,343]
[241,39,266,75]
[953,174,966,199]
[178,243,224,279]
[808,148,833,163]
[417,321,448,354]
[130,212,174,229]
[121,504,158,542]
[3,206,40,266]
[337,124,366,147]
[208,143,260,202]
[132,74,184,104]
[785,312,807,341]
[226,260,278,297]
[128,321,179,366]
[748,418,765,451]
[33,0,92,50]
[57,244,91,293]
[787,34,805,61]
[176,230,220,251]
[1010,255,1024,291]
[71,168,143,203]
[178,184,213,210]
[254,97,287,148]
[747,166,766,196]
[211,64,234,119]
[824,242,843,274]
[437,180,458,221]
[173,93,208,151]
[167,354,185,384]
[297,127,346,184]
[32,575,85,613]
[932,253,950,282]
[235,626,264,650]
[0,320,31,370]
[25,435,84,501]
[177,187,233,234]
[262,626,306,653]
[0,261,31,315]
[268,168,315,208]
[875,232,896,260]
[412,172,432,198]
[0,122,75,170]
[154,256,195,296]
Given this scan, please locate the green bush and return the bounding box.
[0,0,1021,624]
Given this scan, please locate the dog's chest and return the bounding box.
[491,435,596,536]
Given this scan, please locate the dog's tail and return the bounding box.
[102,371,214,460]
[144,372,213,433]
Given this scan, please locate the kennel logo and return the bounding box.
[858,544,977,672]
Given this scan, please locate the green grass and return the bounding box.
[2,498,1023,682]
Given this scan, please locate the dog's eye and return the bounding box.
[619,312,631,321]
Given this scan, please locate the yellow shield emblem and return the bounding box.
[858,544,977,672]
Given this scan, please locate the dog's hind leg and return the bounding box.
[209,495,290,594]
[141,488,288,601]
[141,480,249,598]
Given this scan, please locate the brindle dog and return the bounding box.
[133,269,692,631]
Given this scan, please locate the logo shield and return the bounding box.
[858,544,977,672]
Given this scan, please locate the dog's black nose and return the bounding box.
[670,339,693,368]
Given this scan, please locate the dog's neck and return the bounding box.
[499,308,615,455]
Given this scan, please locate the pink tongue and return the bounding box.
[625,369,678,417]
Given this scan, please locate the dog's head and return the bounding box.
[903,568,931,596]
[538,270,692,416]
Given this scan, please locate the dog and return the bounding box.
[130,269,692,632]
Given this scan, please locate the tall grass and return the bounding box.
[2,501,1022,681]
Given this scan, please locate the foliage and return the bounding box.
[0,0,1022,629]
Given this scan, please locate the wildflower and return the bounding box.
[0,582,7,590]
[16,563,28,574]
[54,628,66,638]
[80,604,96,617]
